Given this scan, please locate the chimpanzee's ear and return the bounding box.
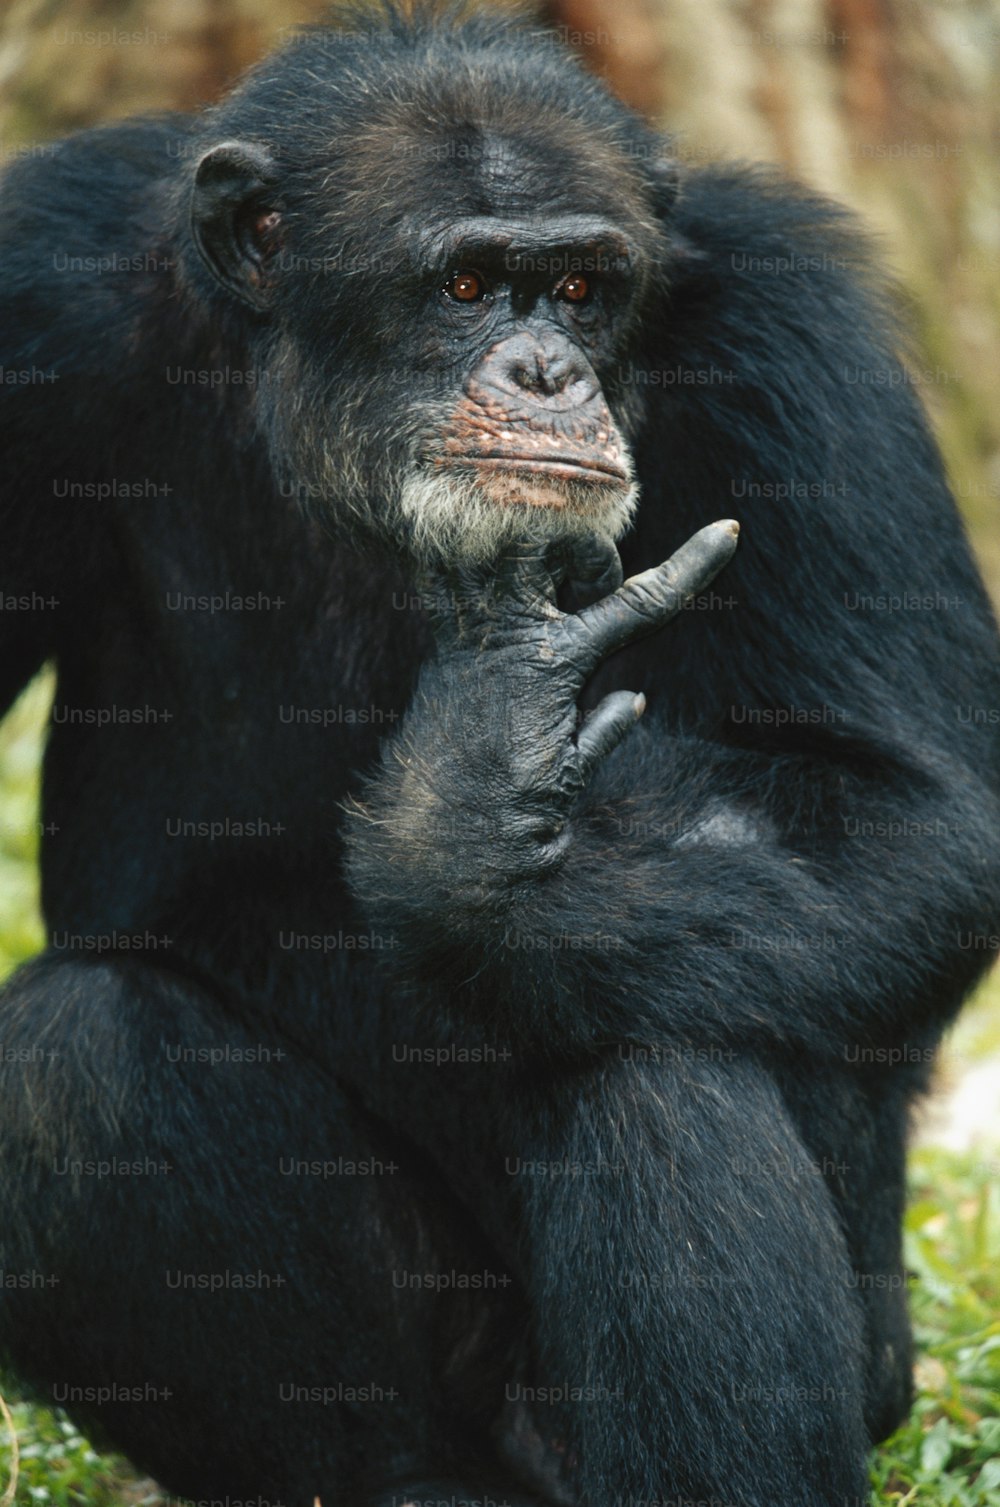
[191,141,281,311]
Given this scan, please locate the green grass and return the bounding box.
[871,1148,1000,1505]
[1,671,998,1505]
[0,1401,157,1507]
[0,672,49,979]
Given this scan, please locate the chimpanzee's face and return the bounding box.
[189,103,661,562]
[390,202,646,560]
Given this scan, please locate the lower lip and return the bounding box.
[437,456,629,486]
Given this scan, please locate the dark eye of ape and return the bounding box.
[444,269,486,302]
[558,275,590,303]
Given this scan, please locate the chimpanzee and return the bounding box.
[1,4,998,1505]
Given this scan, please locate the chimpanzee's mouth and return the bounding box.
[437,454,630,488]
[401,451,638,551]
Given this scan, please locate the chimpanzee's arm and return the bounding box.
[346,525,1000,1059]
[0,124,178,717]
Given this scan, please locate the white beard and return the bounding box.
[396,466,639,566]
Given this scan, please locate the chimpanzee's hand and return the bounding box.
[407,520,740,867]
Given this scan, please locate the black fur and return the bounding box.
[1,5,999,1505]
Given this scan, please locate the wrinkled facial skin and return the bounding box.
[190,126,658,565]
[394,217,645,563]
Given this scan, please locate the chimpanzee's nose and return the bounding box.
[500,333,597,404]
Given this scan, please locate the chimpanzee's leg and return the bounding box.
[0,953,546,1506]
[496,1051,872,1507]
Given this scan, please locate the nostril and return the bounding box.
[511,352,548,392]
[516,360,579,397]
[487,335,597,404]
[544,364,568,395]
[565,372,596,403]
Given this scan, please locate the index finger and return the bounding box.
[571,520,740,667]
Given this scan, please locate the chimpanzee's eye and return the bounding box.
[557,274,590,304]
[444,269,487,302]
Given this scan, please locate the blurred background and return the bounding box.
[0,1,998,1503]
